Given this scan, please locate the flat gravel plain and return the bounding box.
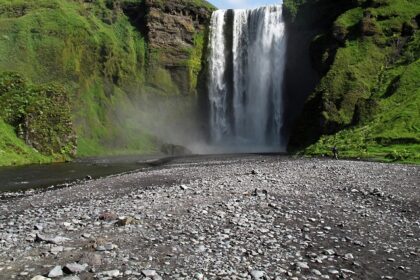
[0,155,419,280]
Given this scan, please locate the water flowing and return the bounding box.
[208,5,287,151]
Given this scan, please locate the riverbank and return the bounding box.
[0,155,419,279]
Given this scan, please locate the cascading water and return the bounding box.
[208,5,287,152]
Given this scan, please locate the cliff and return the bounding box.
[285,0,420,163]
[0,0,214,166]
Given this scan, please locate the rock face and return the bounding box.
[284,0,420,161]
[143,0,214,95]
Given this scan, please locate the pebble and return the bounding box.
[63,263,88,274]
[250,270,265,279]
[31,276,51,280]
[100,270,120,277]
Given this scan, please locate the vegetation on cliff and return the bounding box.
[0,0,213,166]
[285,0,420,163]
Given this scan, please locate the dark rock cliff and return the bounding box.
[284,0,420,162]
[143,0,214,95]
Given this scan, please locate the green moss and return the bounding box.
[0,119,53,166]
[188,31,205,94]
[290,0,420,163]
[0,72,76,166]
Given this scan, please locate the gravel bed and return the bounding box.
[0,155,419,280]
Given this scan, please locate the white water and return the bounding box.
[208,5,287,152]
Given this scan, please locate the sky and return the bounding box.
[208,0,282,9]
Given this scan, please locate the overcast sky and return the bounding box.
[208,0,282,9]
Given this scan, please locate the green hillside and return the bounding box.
[0,0,213,166]
[285,0,420,163]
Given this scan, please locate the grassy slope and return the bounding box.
[0,0,156,165]
[287,0,420,163]
[0,119,51,166]
[0,0,212,166]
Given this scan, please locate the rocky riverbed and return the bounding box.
[0,155,419,280]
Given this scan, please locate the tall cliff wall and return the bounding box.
[285,0,420,163]
[0,0,214,166]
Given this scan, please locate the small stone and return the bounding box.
[311,269,322,276]
[63,263,88,274]
[104,243,115,250]
[99,211,118,221]
[80,253,102,267]
[61,277,81,280]
[35,234,70,244]
[31,276,51,280]
[328,269,339,275]
[50,246,64,255]
[34,224,44,231]
[250,270,265,279]
[296,262,310,269]
[324,249,335,256]
[116,217,137,227]
[344,253,354,260]
[48,266,63,278]
[341,269,355,274]
[101,270,120,277]
[194,273,204,279]
[142,270,157,277]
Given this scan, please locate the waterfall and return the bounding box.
[208,5,287,152]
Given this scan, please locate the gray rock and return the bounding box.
[80,253,102,267]
[36,234,70,244]
[61,277,81,280]
[63,263,88,274]
[142,270,157,277]
[194,273,204,279]
[30,276,51,280]
[296,262,310,269]
[48,266,63,278]
[311,269,322,276]
[101,270,120,277]
[250,270,265,279]
[50,246,64,255]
